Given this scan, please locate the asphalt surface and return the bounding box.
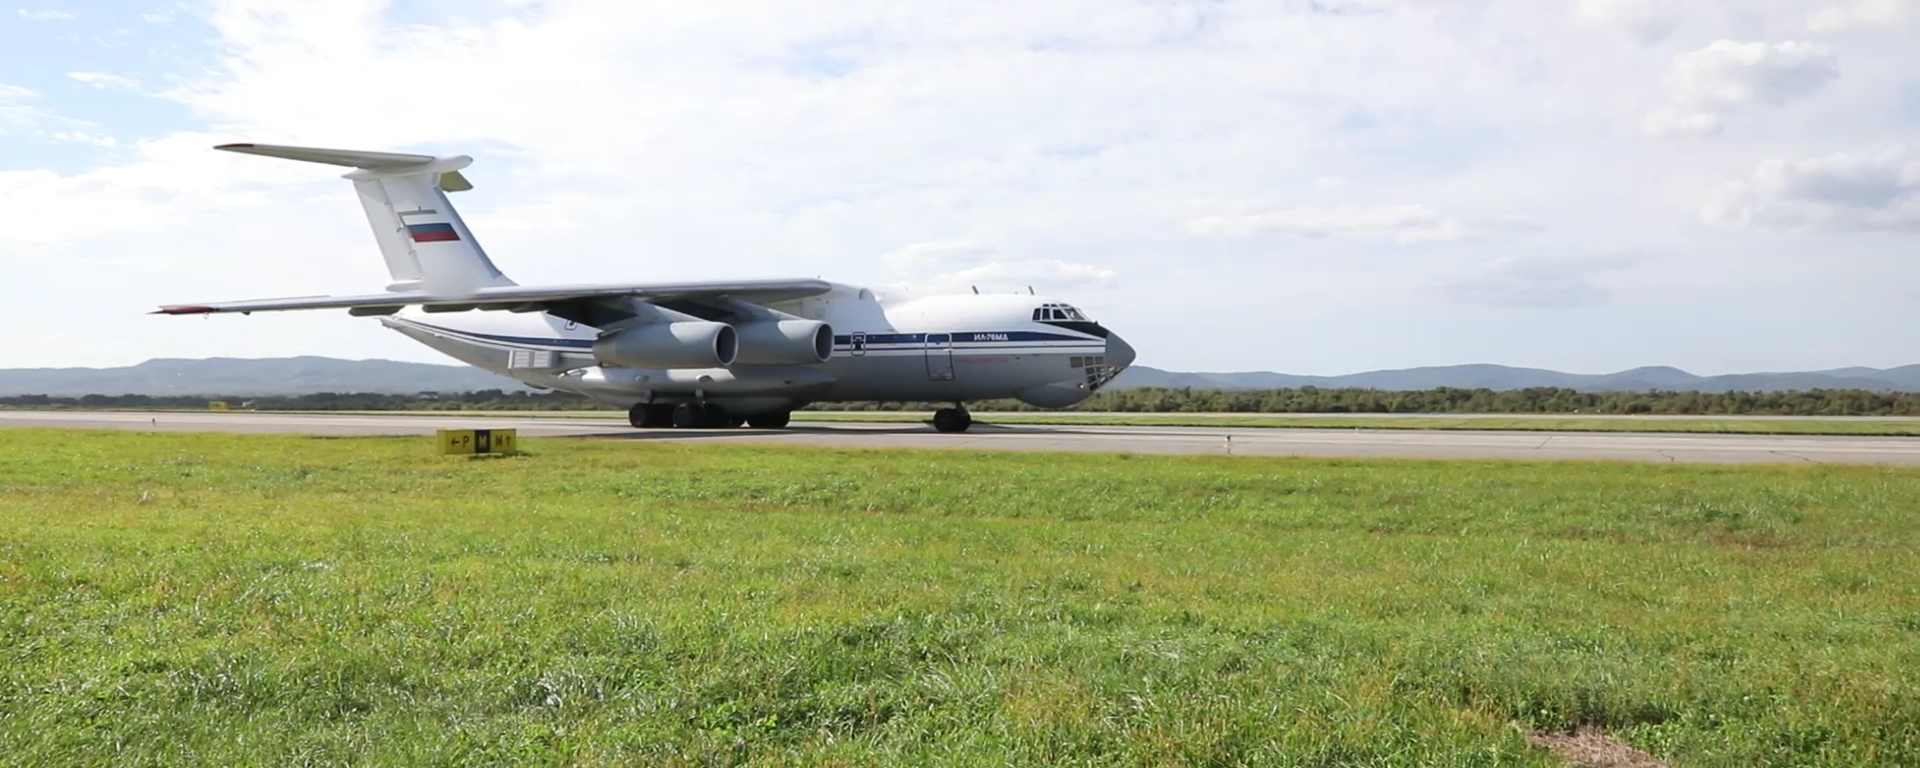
[987,411,1920,422]
[7,410,1920,464]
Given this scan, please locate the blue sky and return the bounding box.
[2,0,1917,375]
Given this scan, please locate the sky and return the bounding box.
[1,0,1917,376]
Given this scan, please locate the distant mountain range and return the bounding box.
[1110,364,1920,393]
[0,357,525,397]
[4,357,1920,397]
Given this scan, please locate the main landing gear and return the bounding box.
[628,404,673,428]
[932,406,972,433]
[746,412,791,429]
[628,403,787,430]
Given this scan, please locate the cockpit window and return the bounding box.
[1032,301,1110,338]
[1034,302,1090,322]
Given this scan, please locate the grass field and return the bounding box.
[2,430,1917,766]
[251,408,1920,436]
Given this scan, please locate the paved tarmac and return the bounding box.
[7,410,1920,464]
[1000,411,1920,422]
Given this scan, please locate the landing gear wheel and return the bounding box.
[746,411,792,429]
[701,404,739,429]
[932,407,972,433]
[628,404,672,428]
[671,403,703,429]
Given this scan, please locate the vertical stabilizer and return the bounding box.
[215,143,516,294]
[353,177,425,289]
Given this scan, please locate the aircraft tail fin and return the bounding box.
[216,143,513,293]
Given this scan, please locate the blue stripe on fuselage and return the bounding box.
[834,330,1092,345]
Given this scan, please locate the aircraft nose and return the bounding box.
[1105,333,1136,371]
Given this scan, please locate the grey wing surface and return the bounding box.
[155,279,836,318]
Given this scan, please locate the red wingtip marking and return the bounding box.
[155,305,216,315]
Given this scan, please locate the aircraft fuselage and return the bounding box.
[381,282,1135,417]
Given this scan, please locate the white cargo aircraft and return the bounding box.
[158,144,1135,432]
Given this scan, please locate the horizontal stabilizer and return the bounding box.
[215,143,473,191]
[216,143,434,168]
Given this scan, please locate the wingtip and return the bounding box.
[213,142,255,150]
[154,305,216,315]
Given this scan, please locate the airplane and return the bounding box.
[155,144,1136,433]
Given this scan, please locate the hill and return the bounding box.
[4,357,1919,397]
[0,357,524,397]
[1108,364,1920,392]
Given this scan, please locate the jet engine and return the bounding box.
[733,320,833,365]
[592,322,737,369]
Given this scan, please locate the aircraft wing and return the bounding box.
[154,279,836,319]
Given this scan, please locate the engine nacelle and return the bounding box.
[592,322,737,369]
[733,320,833,365]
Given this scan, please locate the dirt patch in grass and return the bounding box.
[1525,726,1670,768]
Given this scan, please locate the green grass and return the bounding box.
[2,429,1917,766]
[264,408,1920,436]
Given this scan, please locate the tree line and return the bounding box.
[8,386,1920,416]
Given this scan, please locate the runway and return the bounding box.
[7,410,1920,464]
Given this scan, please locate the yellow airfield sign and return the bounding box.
[437,428,518,456]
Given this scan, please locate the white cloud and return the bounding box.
[1188,204,1451,240]
[0,84,38,125]
[1702,146,1920,232]
[68,72,140,90]
[0,84,66,132]
[1808,0,1917,32]
[0,132,314,248]
[1643,40,1838,139]
[4,0,1918,374]
[879,241,1114,291]
[1186,204,1535,244]
[879,240,999,271]
[1669,41,1838,109]
[1439,254,1633,309]
[51,131,117,147]
[17,9,74,21]
[1573,0,1679,44]
[937,259,1117,290]
[1640,109,1722,139]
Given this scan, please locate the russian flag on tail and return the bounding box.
[407,222,459,243]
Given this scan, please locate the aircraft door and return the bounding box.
[850,332,867,357]
[924,333,954,380]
